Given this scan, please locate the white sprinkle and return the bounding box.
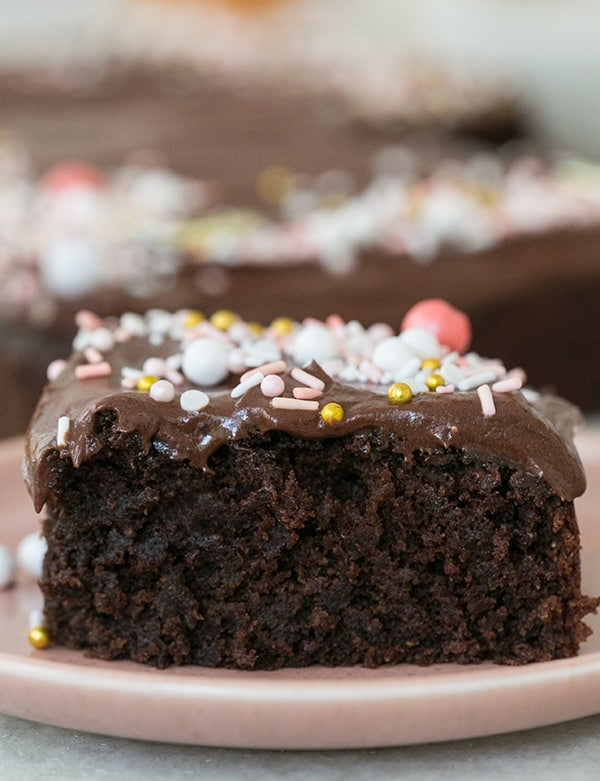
[149,379,175,403]
[458,370,499,391]
[149,332,164,347]
[166,369,184,386]
[507,367,527,384]
[121,378,137,389]
[290,367,325,390]
[271,397,320,411]
[478,384,496,417]
[143,357,167,377]
[57,416,70,447]
[166,353,182,370]
[491,377,523,393]
[84,346,103,364]
[47,359,67,382]
[180,389,210,412]
[0,546,15,589]
[522,388,540,403]
[122,367,143,379]
[16,532,47,579]
[231,372,264,399]
[89,327,114,352]
[436,384,455,394]
[29,608,45,631]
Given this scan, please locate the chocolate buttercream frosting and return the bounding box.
[24,308,586,511]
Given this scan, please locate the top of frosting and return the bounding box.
[24,301,586,510]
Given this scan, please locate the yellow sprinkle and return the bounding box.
[256,165,294,205]
[28,627,51,650]
[247,321,264,336]
[137,375,159,393]
[426,373,445,391]
[320,402,345,425]
[421,357,441,371]
[387,382,413,404]
[210,310,238,331]
[183,311,205,329]
[270,316,294,337]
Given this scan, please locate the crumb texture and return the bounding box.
[41,427,597,669]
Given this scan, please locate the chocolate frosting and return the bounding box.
[24,334,586,511]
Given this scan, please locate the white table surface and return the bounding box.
[0,711,599,780]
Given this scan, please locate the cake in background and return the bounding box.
[1,0,599,438]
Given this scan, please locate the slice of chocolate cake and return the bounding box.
[24,301,597,669]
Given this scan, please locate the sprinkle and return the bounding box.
[210,309,238,331]
[84,346,103,364]
[46,359,67,382]
[477,384,496,417]
[231,372,264,399]
[326,314,345,330]
[507,367,527,383]
[28,609,45,632]
[436,384,455,394]
[491,377,523,393]
[56,415,70,447]
[16,533,47,579]
[387,382,413,404]
[75,310,103,330]
[150,380,175,403]
[458,370,499,391]
[180,389,210,412]
[183,310,205,329]
[121,377,137,389]
[28,627,51,650]
[241,360,286,383]
[121,367,143,379]
[143,357,167,376]
[269,316,294,337]
[88,327,115,352]
[137,375,159,392]
[114,327,133,343]
[166,369,185,386]
[271,397,320,411]
[74,361,111,380]
[421,357,441,370]
[320,402,345,425]
[261,374,286,397]
[290,367,325,391]
[425,373,445,391]
[293,386,323,400]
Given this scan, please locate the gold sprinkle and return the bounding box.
[387,382,413,404]
[256,165,294,205]
[270,316,294,337]
[183,310,205,329]
[320,402,345,425]
[247,321,264,336]
[210,310,238,331]
[137,375,159,393]
[28,627,51,650]
[421,357,441,371]
[426,373,445,391]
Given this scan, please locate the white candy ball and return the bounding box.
[400,328,441,359]
[182,338,230,386]
[292,324,339,365]
[89,327,114,352]
[40,239,104,298]
[180,389,210,412]
[149,379,175,403]
[0,546,15,589]
[120,312,147,337]
[16,532,47,580]
[372,337,416,372]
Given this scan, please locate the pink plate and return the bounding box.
[1,433,600,749]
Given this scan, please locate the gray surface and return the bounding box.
[1,711,600,780]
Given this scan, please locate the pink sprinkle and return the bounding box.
[435,384,455,394]
[75,310,103,331]
[241,360,286,383]
[84,347,103,364]
[491,377,523,393]
[166,369,185,386]
[302,317,323,328]
[293,386,323,400]
[47,359,67,382]
[271,397,319,412]
[261,374,285,397]
[477,384,496,417]
[326,314,345,330]
[121,377,137,389]
[291,367,325,391]
[506,367,527,384]
[114,327,133,343]
[358,360,382,384]
[74,361,111,380]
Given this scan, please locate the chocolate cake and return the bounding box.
[24,301,597,669]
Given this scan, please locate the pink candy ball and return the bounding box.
[42,162,104,192]
[261,374,285,398]
[401,299,472,354]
